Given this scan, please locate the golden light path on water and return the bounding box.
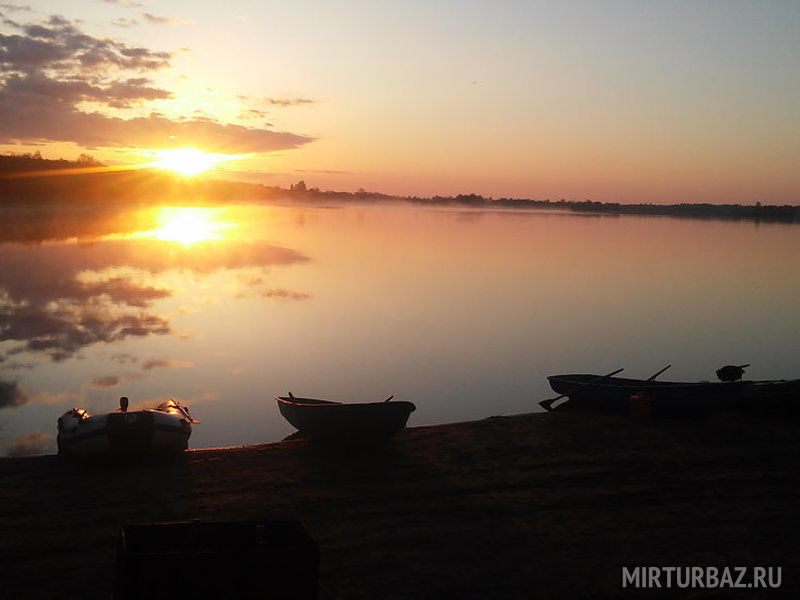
[120,206,240,246]
[149,207,238,245]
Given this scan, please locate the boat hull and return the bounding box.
[276,397,415,442]
[547,374,800,415]
[58,410,191,458]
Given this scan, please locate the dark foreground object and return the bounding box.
[275,395,416,442]
[547,373,800,415]
[114,520,317,600]
[2,412,799,598]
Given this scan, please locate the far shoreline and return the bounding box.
[2,153,799,224]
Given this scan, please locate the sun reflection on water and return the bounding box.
[148,207,237,245]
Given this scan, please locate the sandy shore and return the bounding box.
[1,411,798,598]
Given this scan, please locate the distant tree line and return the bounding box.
[0,151,103,173]
[1,155,798,223]
[396,194,800,223]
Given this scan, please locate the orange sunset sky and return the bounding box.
[1,1,799,204]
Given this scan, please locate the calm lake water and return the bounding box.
[2,201,799,455]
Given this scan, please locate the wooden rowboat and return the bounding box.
[275,394,415,442]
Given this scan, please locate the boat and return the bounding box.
[275,394,416,442]
[57,397,197,458]
[546,373,800,415]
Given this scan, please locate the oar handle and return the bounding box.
[539,368,624,411]
[384,395,394,403]
[646,364,671,381]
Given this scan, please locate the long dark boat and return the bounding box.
[275,394,416,442]
[546,374,800,415]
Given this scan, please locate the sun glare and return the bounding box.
[151,207,235,245]
[149,149,237,176]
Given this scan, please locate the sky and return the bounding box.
[1,0,799,203]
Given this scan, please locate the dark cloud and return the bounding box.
[1,16,171,71]
[0,378,27,408]
[2,71,172,109]
[264,97,316,107]
[4,431,52,456]
[0,15,314,152]
[0,90,313,151]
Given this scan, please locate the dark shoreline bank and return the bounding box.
[1,411,798,598]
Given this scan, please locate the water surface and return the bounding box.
[2,202,799,454]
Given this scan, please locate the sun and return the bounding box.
[149,148,236,176]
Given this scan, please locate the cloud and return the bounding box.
[294,169,353,175]
[0,93,314,151]
[4,431,52,456]
[3,362,33,370]
[263,97,316,107]
[0,16,171,71]
[141,13,195,26]
[111,17,139,28]
[27,391,75,405]
[91,375,119,388]
[144,391,218,407]
[236,274,264,286]
[110,352,138,365]
[237,108,270,121]
[0,15,314,153]
[0,3,30,12]
[0,378,27,408]
[88,372,141,388]
[2,72,173,109]
[234,274,309,301]
[141,358,193,371]
[100,0,142,7]
[261,288,310,300]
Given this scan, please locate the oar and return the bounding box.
[646,364,671,381]
[383,395,394,403]
[539,368,624,411]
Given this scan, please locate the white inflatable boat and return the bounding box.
[57,397,197,458]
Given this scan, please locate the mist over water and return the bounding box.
[2,202,799,454]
